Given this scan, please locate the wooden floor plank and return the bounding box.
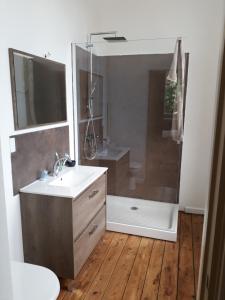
[102,235,141,300]
[123,237,154,300]
[158,216,180,300]
[141,240,165,300]
[57,290,68,300]
[59,213,204,300]
[192,214,204,293]
[178,213,195,300]
[83,232,128,300]
[158,242,179,300]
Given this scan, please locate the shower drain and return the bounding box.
[131,206,138,210]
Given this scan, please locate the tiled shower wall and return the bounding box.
[11,126,69,195]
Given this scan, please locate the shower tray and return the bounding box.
[106,195,179,242]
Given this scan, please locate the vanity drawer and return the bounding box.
[72,174,106,239]
[74,205,106,276]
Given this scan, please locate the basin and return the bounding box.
[49,168,95,188]
[20,165,107,199]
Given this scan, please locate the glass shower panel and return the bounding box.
[73,39,188,204]
[74,44,106,164]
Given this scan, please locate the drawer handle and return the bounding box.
[89,224,98,236]
[89,190,99,199]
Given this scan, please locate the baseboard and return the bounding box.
[179,205,205,215]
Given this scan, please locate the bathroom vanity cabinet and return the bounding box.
[20,173,106,279]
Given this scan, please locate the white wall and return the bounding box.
[85,0,225,211]
[0,0,91,260]
[0,140,13,300]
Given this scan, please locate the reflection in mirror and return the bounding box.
[9,49,67,130]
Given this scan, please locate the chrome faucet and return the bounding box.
[53,152,69,177]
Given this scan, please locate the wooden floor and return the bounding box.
[58,213,203,300]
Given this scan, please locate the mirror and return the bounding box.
[9,49,67,130]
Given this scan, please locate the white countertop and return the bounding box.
[20,165,108,199]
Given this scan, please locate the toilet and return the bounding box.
[129,161,142,190]
[11,261,60,300]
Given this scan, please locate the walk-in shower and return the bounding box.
[72,35,188,241]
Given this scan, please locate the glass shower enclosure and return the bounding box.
[72,37,188,241]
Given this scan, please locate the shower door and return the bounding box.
[73,39,188,204]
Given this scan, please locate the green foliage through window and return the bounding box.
[164,81,177,114]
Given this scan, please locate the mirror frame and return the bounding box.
[9,48,67,130]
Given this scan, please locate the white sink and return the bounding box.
[49,169,95,188]
[20,165,107,199]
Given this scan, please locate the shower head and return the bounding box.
[87,31,127,45]
[103,36,127,42]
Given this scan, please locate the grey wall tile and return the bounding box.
[11,126,69,195]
